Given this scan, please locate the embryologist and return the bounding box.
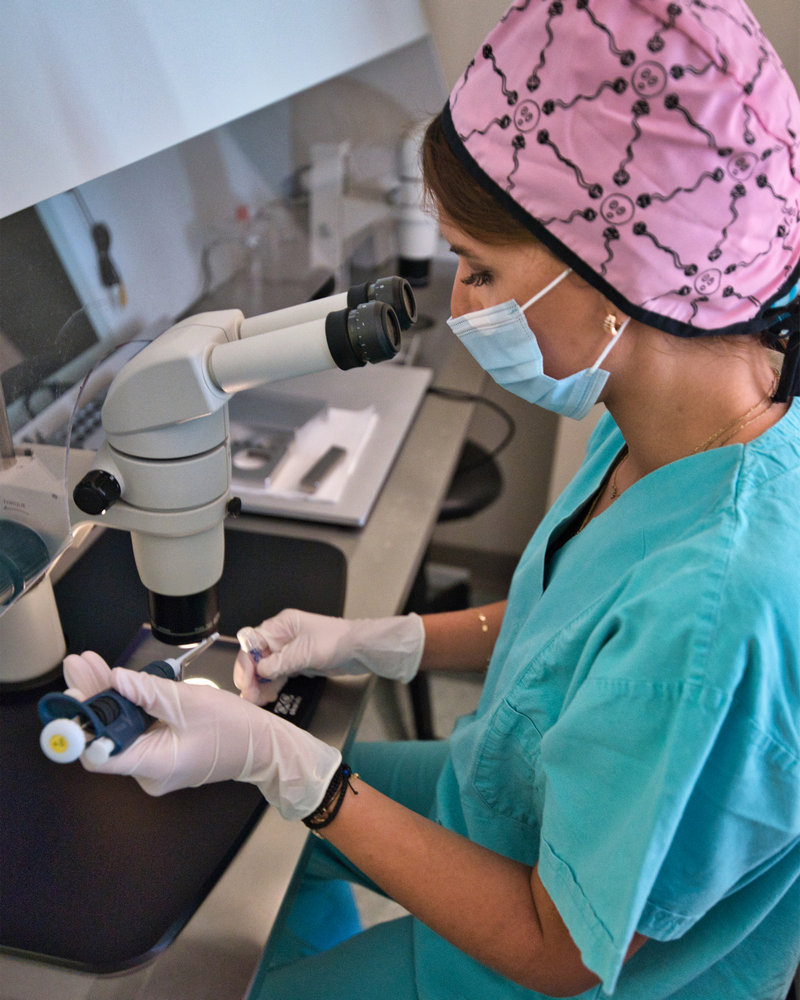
[63,1,800,997]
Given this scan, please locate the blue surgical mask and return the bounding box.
[447,268,629,420]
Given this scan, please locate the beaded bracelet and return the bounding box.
[302,762,359,833]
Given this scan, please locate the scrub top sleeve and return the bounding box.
[535,606,800,994]
[537,674,730,993]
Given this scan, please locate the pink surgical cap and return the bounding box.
[444,0,800,352]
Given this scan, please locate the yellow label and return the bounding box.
[49,734,68,754]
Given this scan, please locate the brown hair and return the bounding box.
[421,112,536,247]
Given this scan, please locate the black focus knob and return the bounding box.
[73,470,122,515]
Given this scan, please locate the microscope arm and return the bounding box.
[96,296,402,453]
[0,279,411,678]
[70,289,405,644]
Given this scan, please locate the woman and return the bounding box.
[65,1,800,996]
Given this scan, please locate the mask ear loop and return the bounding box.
[520,268,572,312]
[590,315,630,373]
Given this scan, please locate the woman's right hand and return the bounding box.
[234,609,425,704]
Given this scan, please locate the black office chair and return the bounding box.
[404,437,505,739]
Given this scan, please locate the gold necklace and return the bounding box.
[608,447,628,500]
[578,372,777,533]
[579,448,627,531]
[692,371,778,453]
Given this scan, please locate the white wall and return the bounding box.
[749,0,800,85]
[421,0,798,91]
[0,0,431,218]
[420,0,509,88]
[3,2,446,408]
[21,36,447,363]
[36,102,293,346]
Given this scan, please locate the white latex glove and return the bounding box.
[233,609,425,705]
[62,652,341,821]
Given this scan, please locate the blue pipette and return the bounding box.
[38,632,218,765]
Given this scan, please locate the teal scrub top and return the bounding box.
[416,398,800,999]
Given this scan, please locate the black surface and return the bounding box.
[51,526,347,664]
[0,525,346,972]
[0,206,98,408]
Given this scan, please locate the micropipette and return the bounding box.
[38,632,219,765]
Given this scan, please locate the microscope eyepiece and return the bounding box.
[346,276,417,330]
[325,301,401,371]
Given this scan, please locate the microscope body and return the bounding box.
[1,278,412,675]
[68,282,411,646]
[71,311,242,643]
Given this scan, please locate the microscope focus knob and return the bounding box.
[73,469,122,515]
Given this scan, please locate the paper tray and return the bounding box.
[230,363,433,526]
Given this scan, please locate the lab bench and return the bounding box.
[0,263,484,1000]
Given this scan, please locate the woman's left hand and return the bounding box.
[62,652,341,821]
